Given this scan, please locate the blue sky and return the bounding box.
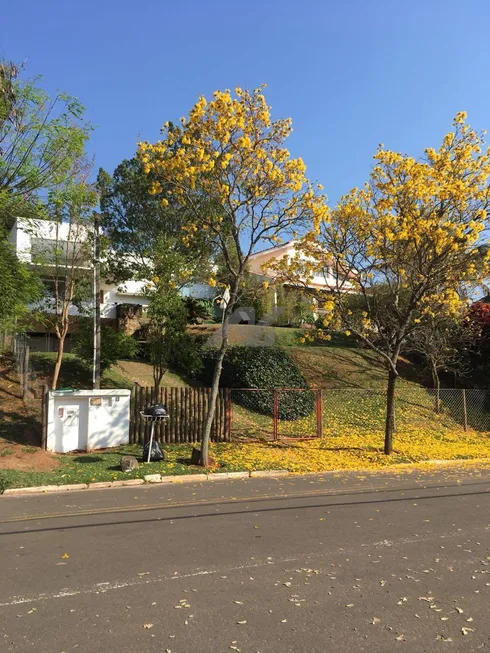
[3,0,490,206]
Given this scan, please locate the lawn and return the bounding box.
[114,360,194,387]
[2,426,490,492]
[30,353,132,389]
[2,343,489,493]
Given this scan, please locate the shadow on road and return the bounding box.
[1,481,488,536]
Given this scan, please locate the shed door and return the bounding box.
[59,404,81,452]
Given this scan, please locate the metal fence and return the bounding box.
[130,386,490,442]
[229,386,490,440]
[11,333,33,400]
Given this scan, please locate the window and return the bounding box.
[31,238,90,267]
[41,278,65,299]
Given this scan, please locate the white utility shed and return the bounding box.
[47,389,131,453]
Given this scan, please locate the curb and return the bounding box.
[5,457,484,496]
[1,469,289,496]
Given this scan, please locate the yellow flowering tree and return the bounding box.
[138,86,326,465]
[275,113,490,454]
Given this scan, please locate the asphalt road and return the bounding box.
[1,464,490,653]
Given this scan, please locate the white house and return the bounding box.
[248,240,353,312]
[9,217,152,351]
[9,218,352,350]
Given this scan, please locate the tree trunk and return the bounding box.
[384,366,397,455]
[430,359,441,413]
[200,309,231,466]
[52,335,66,390]
[153,365,166,400]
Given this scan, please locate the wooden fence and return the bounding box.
[130,386,231,444]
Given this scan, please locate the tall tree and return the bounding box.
[275,112,490,453]
[138,86,326,465]
[0,58,91,338]
[97,157,209,283]
[0,239,42,335]
[33,159,98,389]
[0,59,91,229]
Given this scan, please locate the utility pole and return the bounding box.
[93,212,101,389]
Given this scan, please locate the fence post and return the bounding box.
[22,345,29,399]
[462,389,468,431]
[226,388,232,442]
[41,385,48,450]
[316,389,323,438]
[273,389,279,441]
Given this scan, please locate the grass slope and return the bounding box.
[289,346,422,389]
[30,353,132,389]
[114,360,193,388]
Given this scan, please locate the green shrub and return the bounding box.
[185,297,215,324]
[73,322,138,372]
[199,346,314,420]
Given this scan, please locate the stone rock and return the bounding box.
[144,474,162,483]
[116,303,144,335]
[120,455,139,472]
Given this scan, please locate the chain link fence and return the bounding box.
[0,333,46,401]
[12,333,33,399]
[229,386,490,441]
[229,389,274,440]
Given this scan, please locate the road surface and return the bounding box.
[1,464,490,652]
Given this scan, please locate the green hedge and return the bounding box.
[199,346,314,420]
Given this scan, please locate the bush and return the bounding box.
[73,322,138,372]
[198,346,314,420]
[185,297,215,324]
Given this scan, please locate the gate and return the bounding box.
[229,388,323,441]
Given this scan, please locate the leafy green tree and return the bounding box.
[97,158,209,283]
[146,286,201,395]
[0,239,42,334]
[33,158,98,389]
[0,58,91,341]
[0,59,91,230]
[73,320,138,373]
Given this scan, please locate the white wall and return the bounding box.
[9,218,220,321]
[181,282,217,300]
[10,217,91,265]
[47,389,131,453]
[248,241,352,291]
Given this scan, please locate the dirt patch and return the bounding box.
[1,355,43,448]
[0,441,60,471]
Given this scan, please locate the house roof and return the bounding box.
[248,240,296,259]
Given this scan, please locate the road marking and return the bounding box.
[0,481,467,525]
[0,523,483,609]
[0,558,297,608]
[1,471,489,526]
[0,485,389,524]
